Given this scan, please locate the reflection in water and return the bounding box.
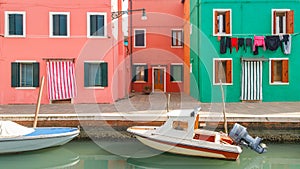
[0,141,299,169]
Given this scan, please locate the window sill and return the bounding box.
[15,87,37,90]
[134,81,147,83]
[213,33,232,37]
[49,35,70,38]
[85,87,105,89]
[171,46,183,49]
[87,36,108,39]
[213,83,233,86]
[5,35,26,38]
[134,46,146,48]
[270,82,289,85]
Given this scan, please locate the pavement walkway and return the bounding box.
[1,92,300,114]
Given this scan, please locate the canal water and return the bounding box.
[0,140,299,169]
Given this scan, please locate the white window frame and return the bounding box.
[271,9,290,35]
[269,58,289,85]
[133,63,147,83]
[171,29,183,48]
[213,58,233,85]
[5,11,26,38]
[170,63,183,83]
[49,12,70,38]
[134,29,146,48]
[84,61,106,89]
[213,9,232,36]
[87,12,107,38]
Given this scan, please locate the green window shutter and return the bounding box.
[170,65,183,82]
[84,63,89,87]
[11,62,20,87]
[144,65,148,82]
[170,65,174,81]
[32,63,40,87]
[132,65,136,82]
[100,62,108,87]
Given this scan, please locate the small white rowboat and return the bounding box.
[0,121,79,154]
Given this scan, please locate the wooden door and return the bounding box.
[153,68,165,91]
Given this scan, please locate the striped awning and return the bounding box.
[46,61,77,100]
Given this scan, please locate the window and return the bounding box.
[270,59,289,84]
[11,62,39,87]
[50,12,70,37]
[172,121,188,131]
[87,12,107,38]
[214,59,232,85]
[5,11,26,37]
[213,9,231,36]
[84,62,108,87]
[272,9,294,34]
[171,29,183,47]
[170,64,183,82]
[134,29,146,47]
[132,64,148,82]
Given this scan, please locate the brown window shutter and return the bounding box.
[273,11,277,34]
[225,11,231,34]
[226,60,232,83]
[282,60,289,83]
[215,60,219,83]
[286,10,294,34]
[271,60,275,83]
[214,11,218,35]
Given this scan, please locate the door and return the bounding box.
[241,61,263,101]
[153,67,165,92]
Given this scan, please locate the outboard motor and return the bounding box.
[229,123,267,154]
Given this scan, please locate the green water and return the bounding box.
[0,140,299,169]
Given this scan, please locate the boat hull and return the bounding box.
[0,127,79,154]
[136,135,240,160]
[128,126,241,160]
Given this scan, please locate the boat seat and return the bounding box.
[215,133,220,143]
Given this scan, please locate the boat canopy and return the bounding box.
[155,109,199,139]
[0,121,34,138]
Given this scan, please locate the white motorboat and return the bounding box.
[0,121,79,154]
[127,108,267,160]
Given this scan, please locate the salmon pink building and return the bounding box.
[130,0,188,93]
[0,0,129,104]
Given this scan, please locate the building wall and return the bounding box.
[190,0,300,102]
[0,0,127,104]
[130,0,185,93]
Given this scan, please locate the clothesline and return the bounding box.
[213,32,300,37]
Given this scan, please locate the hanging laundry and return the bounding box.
[226,37,232,53]
[253,36,266,55]
[245,38,253,52]
[238,38,245,51]
[265,36,281,51]
[280,35,292,55]
[220,37,226,54]
[231,38,238,53]
[220,37,231,54]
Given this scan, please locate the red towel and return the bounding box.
[231,38,238,52]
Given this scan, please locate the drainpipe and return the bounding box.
[197,2,201,101]
[129,0,133,92]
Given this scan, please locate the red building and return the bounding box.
[129,0,188,93]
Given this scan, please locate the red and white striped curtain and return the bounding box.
[46,61,77,101]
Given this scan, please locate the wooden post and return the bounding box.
[219,79,228,134]
[33,76,45,128]
[167,93,171,112]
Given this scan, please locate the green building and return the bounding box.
[189,0,300,102]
